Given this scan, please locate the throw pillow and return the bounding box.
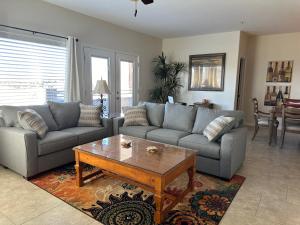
[203,116,235,142]
[122,104,145,114]
[17,109,49,139]
[123,105,149,127]
[78,104,102,127]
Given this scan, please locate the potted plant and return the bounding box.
[150,52,185,103]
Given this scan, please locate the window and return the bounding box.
[91,56,109,114]
[120,61,134,111]
[0,36,67,106]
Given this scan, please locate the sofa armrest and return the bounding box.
[113,117,124,135]
[102,118,113,137]
[0,127,38,178]
[220,127,248,179]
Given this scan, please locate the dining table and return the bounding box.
[268,100,300,145]
[268,106,282,145]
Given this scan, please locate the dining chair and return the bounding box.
[280,104,300,148]
[252,98,279,141]
[285,99,300,108]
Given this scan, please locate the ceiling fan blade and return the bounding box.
[141,0,153,5]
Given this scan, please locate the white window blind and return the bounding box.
[0,36,67,106]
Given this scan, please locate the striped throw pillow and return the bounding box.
[78,104,102,127]
[17,109,48,139]
[123,105,149,127]
[203,116,235,142]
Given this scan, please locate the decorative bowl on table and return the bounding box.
[146,146,158,153]
[121,141,132,148]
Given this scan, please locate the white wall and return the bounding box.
[162,31,241,110]
[243,32,300,125]
[0,0,162,102]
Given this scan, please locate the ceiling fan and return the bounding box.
[131,0,154,17]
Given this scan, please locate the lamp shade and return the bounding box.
[93,80,111,95]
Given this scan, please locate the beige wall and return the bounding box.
[243,32,300,125]
[235,32,250,111]
[162,31,241,110]
[0,0,162,101]
[2,0,298,123]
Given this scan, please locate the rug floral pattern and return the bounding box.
[30,164,245,225]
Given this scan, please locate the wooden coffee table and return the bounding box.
[73,135,196,224]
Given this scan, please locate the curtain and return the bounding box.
[65,36,81,102]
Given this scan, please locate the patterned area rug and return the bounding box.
[30,164,245,225]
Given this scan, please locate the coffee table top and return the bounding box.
[73,134,196,175]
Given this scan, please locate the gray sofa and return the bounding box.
[114,102,247,179]
[0,102,113,179]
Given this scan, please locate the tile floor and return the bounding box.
[0,127,299,225]
[221,129,300,225]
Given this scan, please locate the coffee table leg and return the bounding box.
[187,159,195,191]
[154,180,164,224]
[75,151,83,187]
[154,194,163,224]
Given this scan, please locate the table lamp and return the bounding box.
[93,79,111,113]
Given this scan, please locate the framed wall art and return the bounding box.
[264,85,291,106]
[266,60,293,83]
[188,53,226,91]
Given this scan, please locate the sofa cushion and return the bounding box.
[17,109,49,139]
[48,101,80,130]
[192,108,244,134]
[0,105,59,131]
[143,102,165,127]
[0,106,25,127]
[28,105,58,131]
[38,131,77,156]
[146,128,190,146]
[178,134,221,159]
[63,127,106,145]
[192,108,219,134]
[163,103,197,132]
[119,126,158,139]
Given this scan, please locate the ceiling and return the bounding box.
[44,0,300,38]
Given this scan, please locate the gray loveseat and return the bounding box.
[114,102,247,179]
[0,102,112,179]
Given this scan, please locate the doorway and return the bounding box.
[84,47,139,114]
[235,57,246,110]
